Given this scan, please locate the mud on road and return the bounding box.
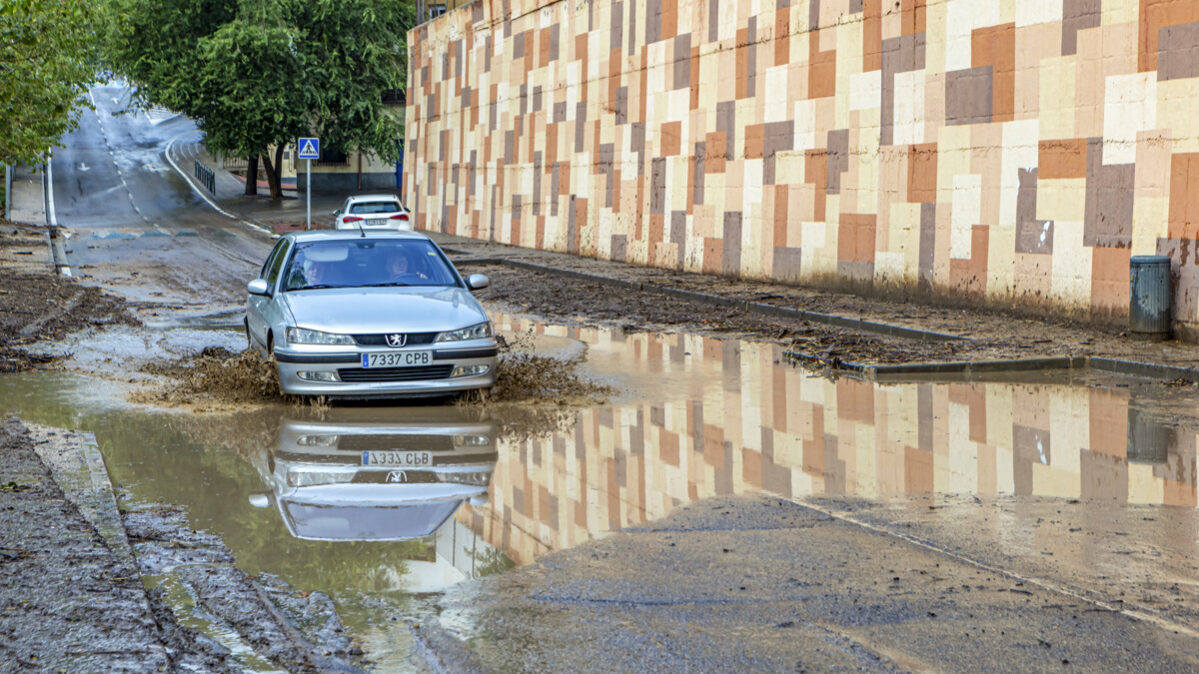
[0,223,134,372]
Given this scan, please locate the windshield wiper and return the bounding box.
[359,281,414,287]
[289,284,335,291]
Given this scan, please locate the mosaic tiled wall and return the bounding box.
[458,321,1197,566]
[406,0,1199,333]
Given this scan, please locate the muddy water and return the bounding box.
[2,318,1197,668]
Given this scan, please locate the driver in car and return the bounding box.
[386,249,427,282]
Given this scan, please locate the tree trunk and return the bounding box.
[261,145,284,200]
[245,155,258,196]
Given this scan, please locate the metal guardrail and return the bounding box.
[194,159,215,193]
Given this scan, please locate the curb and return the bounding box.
[782,351,1199,384]
[451,255,967,344]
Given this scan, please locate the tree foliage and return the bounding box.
[0,0,103,166]
[106,0,413,198]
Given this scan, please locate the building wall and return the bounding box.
[405,0,1199,334]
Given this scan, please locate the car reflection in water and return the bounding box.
[248,408,497,546]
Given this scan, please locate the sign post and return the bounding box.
[297,137,320,230]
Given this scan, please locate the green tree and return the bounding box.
[106,0,413,199]
[0,0,103,166]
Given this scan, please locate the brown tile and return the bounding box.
[723,211,742,274]
[1038,138,1088,179]
[826,129,850,194]
[907,143,937,203]
[945,67,993,126]
[672,34,691,90]
[1084,138,1134,247]
[1158,21,1199,81]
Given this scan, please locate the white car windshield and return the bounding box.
[282,240,457,291]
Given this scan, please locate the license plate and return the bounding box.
[362,450,433,467]
[361,351,431,368]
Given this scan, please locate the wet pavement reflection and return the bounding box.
[2,316,1198,666]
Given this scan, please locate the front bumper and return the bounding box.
[273,342,498,398]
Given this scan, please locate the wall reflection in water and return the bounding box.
[476,320,1198,566]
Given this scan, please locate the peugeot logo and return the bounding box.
[385,333,407,347]
[386,470,408,483]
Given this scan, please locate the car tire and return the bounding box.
[244,320,253,352]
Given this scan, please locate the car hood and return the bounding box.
[281,287,488,334]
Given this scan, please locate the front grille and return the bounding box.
[353,332,438,346]
[337,364,454,382]
[337,434,455,451]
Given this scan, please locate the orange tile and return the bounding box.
[745,123,764,159]
[774,7,790,67]
[1169,153,1199,239]
[706,132,727,173]
[972,23,1015,123]
[805,150,828,221]
[838,214,877,264]
[661,120,682,156]
[1091,246,1131,316]
[907,143,937,203]
[1039,139,1088,179]
[863,0,882,71]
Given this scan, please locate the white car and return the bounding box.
[332,194,411,230]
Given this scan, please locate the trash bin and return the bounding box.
[1126,406,1170,464]
[1129,255,1172,338]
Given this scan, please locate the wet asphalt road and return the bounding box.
[30,85,1199,671]
[51,82,270,313]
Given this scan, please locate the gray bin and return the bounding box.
[1129,255,1172,337]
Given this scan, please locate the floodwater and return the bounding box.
[2,315,1197,668]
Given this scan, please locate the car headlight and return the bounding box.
[285,327,355,346]
[435,321,493,343]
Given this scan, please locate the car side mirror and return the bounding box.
[247,279,271,296]
[248,493,272,508]
[466,273,490,290]
[333,209,341,216]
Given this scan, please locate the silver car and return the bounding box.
[245,230,497,399]
[247,408,496,541]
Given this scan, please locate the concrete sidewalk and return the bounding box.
[7,163,47,227]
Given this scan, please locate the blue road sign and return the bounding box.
[297,137,320,160]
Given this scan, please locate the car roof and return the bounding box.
[282,229,431,243]
[344,194,402,203]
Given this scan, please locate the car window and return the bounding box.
[282,239,457,291]
[265,240,291,287]
[348,201,402,215]
[260,237,290,281]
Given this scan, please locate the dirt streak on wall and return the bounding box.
[405,0,1199,335]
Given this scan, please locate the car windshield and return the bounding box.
[281,239,457,291]
[348,201,402,214]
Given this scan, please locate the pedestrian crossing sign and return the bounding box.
[297,137,320,159]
